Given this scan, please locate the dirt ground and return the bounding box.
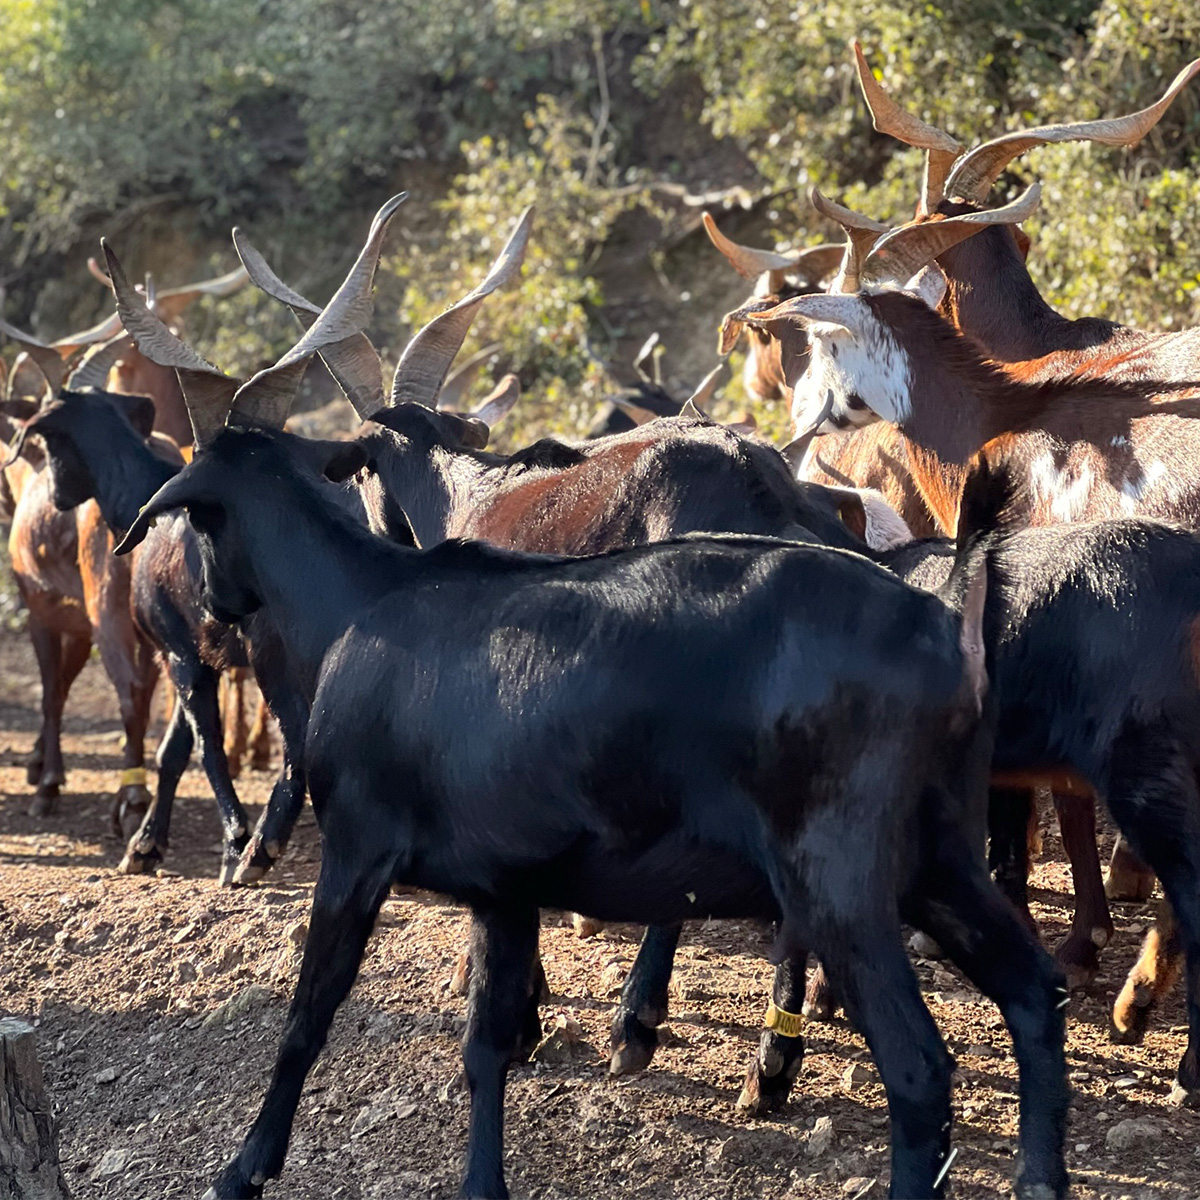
[1,629,1197,1200]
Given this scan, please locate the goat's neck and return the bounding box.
[373,436,492,546]
[89,434,179,537]
[937,224,1121,361]
[233,480,412,697]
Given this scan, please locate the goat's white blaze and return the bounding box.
[793,302,912,435]
[1029,451,1095,521]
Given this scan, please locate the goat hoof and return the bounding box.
[802,974,836,1023]
[25,761,43,787]
[118,843,163,875]
[1104,859,1155,902]
[734,1046,801,1118]
[232,836,276,886]
[114,784,151,840]
[28,788,60,818]
[572,913,605,938]
[204,1163,264,1200]
[1169,1083,1200,1108]
[609,1015,658,1076]
[1053,934,1103,991]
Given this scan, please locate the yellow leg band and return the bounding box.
[764,1001,806,1038]
[120,767,147,787]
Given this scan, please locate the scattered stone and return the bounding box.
[807,1115,834,1157]
[437,1072,466,1103]
[1105,1118,1159,1152]
[842,1062,874,1092]
[202,984,272,1029]
[1074,1142,1091,1153]
[843,1178,878,1197]
[908,932,943,959]
[964,1044,999,1059]
[91,1147,131,1179]
[1112,1075,1138,1090]
[533,1014,585,1066]
[93,1066,120,1085]
[176,961,197,984]
[598,960,626,997]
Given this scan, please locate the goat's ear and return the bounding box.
[112,393,156,440]
[293,436,369,484]
[114,469,213,555]
[1012,225,1032,262]
[906,264,948,311]
[821,489,868,542]
[0,398,40,422]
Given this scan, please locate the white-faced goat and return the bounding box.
[107,198,1068,1200]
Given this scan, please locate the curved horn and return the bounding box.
[702,212,844,292]
[469,372,521,427]
[611,395,663,427]
[717,298,778,355]
[437,343,500,412]
[233,222,389,418]
[0,320,64,393]
[684,363,726,412]
[780,390,835,475]
[809,188,890,293]
[633,331,661,384]
[102,239,238,446]
[721,292,873,340]
[229,192,407,430]
[152,263,250,322]
[53,310,126,353]
[945,56,1200,203]
[65,333,134,391]
[390,206,533,409]
[863,182,1042,284]
[852,40,963,214]
[87,256,113,287]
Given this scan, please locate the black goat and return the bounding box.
[118,423,1068,1200]
[15,387,311,883]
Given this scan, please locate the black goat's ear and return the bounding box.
[115,469,213,555]
[833,492,868,542]
[293,436,369,483]
[113,393,156,440]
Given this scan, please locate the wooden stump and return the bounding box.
[0,1018,70,1200]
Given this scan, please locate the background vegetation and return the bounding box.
[0,0,1197,443]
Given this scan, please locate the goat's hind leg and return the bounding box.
[609,922,683,1076]
[908,851,1069,1198]
[460,904,540,1199]
[204,847,393,1199]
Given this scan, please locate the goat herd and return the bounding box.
[3,42,1200,1200]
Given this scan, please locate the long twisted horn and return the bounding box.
[65,333,135,391]
[102,240,239,447]
[233,212,393,419]
[151,264,249,322]
[390,206,534,409]
[945,56,1200,203]
[0,320,65,393]
[808,189,891,293]
[702,212,844,294]
[229,192,406,430]
[852,40,963,214]
[862,182,1042,284]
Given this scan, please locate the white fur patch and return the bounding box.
[1029,451,1095,521]
[793,300,912,434]
[1119,458,1167,514]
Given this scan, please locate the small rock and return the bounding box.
[1105,1118,1159,1151]
[533,1013,585,1066]
[284,919,308,949]
[843,1178,878,1197]
[437,1072,466,1103]
[1112,1075,1138,1090]
[807,1115,835,1157]
[964,1043,998,1058]
[1074,1142,1091,1153]
[909,931,943,959]
[202,984,272,1029]
[94,1066,120,1085]
[92,1147,131,1178]
[176,961,197,984]
[598,960,626,997]
[843,1061,874,1092]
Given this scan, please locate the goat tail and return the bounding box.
[955,447,1030,553]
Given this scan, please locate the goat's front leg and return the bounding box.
[1051,789,1113,988]
[204,849,393,1199]
[460,904,539,1200]
[609,922,682,1075]
[738,952,807,1114]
